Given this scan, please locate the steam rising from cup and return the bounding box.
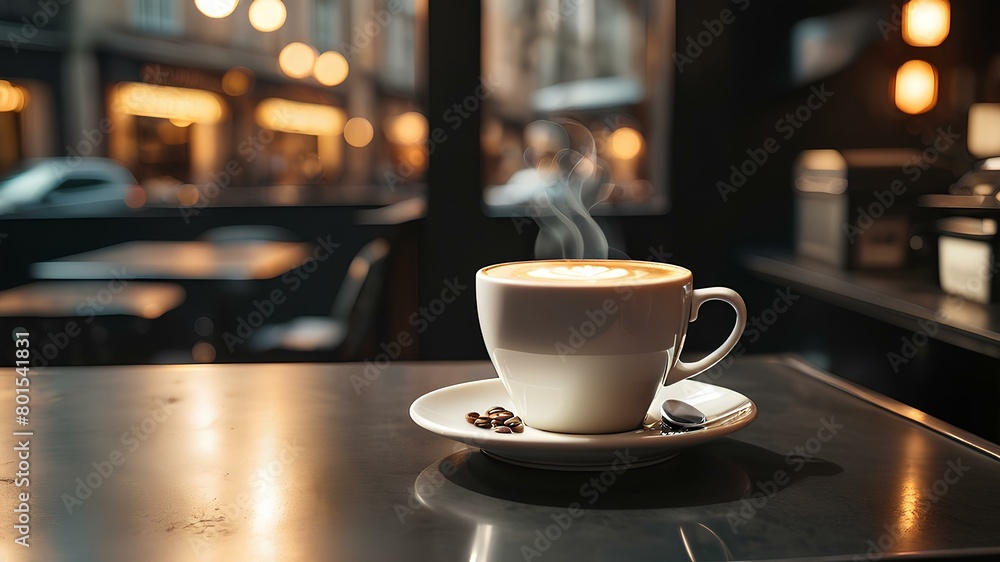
[525,120,610,260]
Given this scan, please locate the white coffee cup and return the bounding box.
[476,259,746,434]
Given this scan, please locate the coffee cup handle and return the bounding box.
[664,287,747,386]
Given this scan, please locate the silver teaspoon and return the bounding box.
[661,399,708,430]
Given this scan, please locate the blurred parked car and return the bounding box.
[0,158,138,216]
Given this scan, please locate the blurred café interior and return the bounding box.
[1,0,1000,447]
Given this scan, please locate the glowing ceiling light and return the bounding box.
[194,0,238,19]
[248,0,286,32]
[385,112,428,145]
[894,60,938,115]
[609,127,644,159]
[313,51,349,87]
[255,98,346,136]
[903,0,950,47]
[278,42,317,79]
[344,117,374,147]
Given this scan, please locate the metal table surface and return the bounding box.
[2,355,999,561]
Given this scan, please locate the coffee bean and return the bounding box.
[465,406,522,434]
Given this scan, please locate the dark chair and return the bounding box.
[246,238,391,359]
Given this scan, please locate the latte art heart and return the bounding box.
[527,265,635,281]
[482,260,686,284]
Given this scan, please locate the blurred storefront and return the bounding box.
[0,4,66,177]
[0,0,426,210]
[481,0,670,215]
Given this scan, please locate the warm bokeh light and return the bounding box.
[255,98,346,136]
[248,0,286,32]
[0,80,26,112]
[302,153,323,178]
[278,42,317,79]
[343,117,374,147]
[894,60,938,115]
[385,111,428,145]
[112,82,225,124]
[609,127,644,159]
[313,51,349,87]
[191,341,217,363]
[178,184,200,206]
[194,0,238,18]
[902,0,950,47]
[124,186,147,209]
[967,103,1000,158]
[222,66,254,96]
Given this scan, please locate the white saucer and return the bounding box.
[409,378,757,470]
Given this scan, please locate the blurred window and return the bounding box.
[379,0,417,92]
[52,178,110,194]
[132,0,181,34]
[481,0,671,216]
[313,0,343,51]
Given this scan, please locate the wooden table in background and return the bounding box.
[31,241,311,281]
[0,281,185,319]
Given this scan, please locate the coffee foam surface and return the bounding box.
[483,261,687,284]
